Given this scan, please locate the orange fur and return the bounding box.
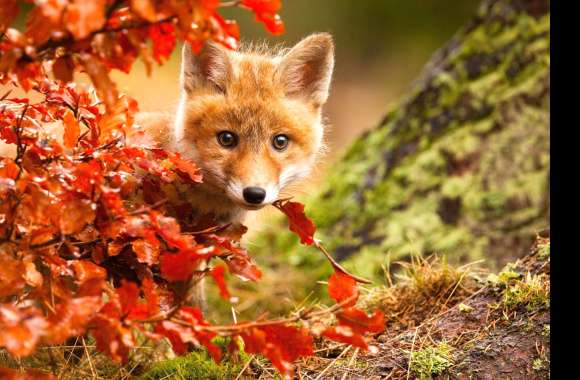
[133,33,335,224]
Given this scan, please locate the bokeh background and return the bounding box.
[114,0,480,160]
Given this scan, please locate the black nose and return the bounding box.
[243,187,266,204]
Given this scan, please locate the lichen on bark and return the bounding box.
[253,0,550,282]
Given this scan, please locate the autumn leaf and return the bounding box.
[130,0,157,22]
[209,265,231,300]
[0,305,48,357]
[62,109,80,148]
[336,307,385,335]
[159,248,212,282]
[44,297,103,344]
[155,307,221,361]
[132,239,160,266]
[0,0,19,33]
[65,0,107,39]
[80,54,118,111]
[240,325,313,377]
[273,199,316,245]
[321,325,369,350]
[241,0,285,35]
[328,270,359,307]
[0,254,26,298]
[168,153,203,183]
[0,367,57,380]
[149,22,176,64]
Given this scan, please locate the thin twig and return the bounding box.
[81,336,97,379]
[313,346,350,380]
[234,354,255,380]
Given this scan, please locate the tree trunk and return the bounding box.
[256,0,550,279]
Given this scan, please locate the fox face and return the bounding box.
[173,33,334,211]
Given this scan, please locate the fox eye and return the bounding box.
[272,134,290,151]
[217,131,238,148]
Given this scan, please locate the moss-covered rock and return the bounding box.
[252,0,550,284]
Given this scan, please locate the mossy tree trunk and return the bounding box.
[256,0,550,280]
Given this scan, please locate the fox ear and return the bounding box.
[181,42,232,94]
[277,33,335,106]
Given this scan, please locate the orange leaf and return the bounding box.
[336,307,385,335]
[65,0,106,39]
[132,239,160,266]
[63,110,80,148]
[0,0,19,33]
[321,325,368,350]
[0,367,57,380]
[240,325,313,377]
[80,54,118,110]
[130,0,157,22]
[0,305,48,357]
[328,270,358,307]
[45,297,102,344]
[209,265,230,300]
[274,200,316,245]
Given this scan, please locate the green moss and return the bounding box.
[458,303,474,313]
[138,339,247,380]
[408,342,455,380]
[538,240,550,260]
[532,358,546,371]
[501,273,550,312]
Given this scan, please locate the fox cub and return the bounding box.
[136,33,335,225]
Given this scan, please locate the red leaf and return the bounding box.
[0,367,57,380]
[0,305,48,357]
[168,153,202,183]
[0,254,25,298]
[321,326,368,350]
[155,307,221,361]
[336,307,385,335]
[274,200,316,245]
[132,239,160,266]
[45,297,102,344]
[117,280,140,316]
[328,270,358,307]
[0,126,17,144]
[240,325,313,377]
[241,0,285,35]
[71,260,107,284]
[209,265,230,300]
[63,109,80,148]
[159,247,214,282]
[0,0,19,33]
[149,22,176,65]
[91,313,135,363]
[65,0,106,39]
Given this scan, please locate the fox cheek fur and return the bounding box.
[171,33,334,220]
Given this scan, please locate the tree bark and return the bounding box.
[257,0,550,278]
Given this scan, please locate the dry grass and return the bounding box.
[0,335,172,380]
[361,255,480,330]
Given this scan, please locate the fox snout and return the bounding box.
[242,187,266,204]
[226,178,280,209]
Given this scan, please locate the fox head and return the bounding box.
[173,33,334,210]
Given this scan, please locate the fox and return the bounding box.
[135,32,335,225]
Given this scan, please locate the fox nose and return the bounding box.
[243,187,267,204]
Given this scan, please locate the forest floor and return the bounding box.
[222,234,550,380]
[1,234,550,379]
